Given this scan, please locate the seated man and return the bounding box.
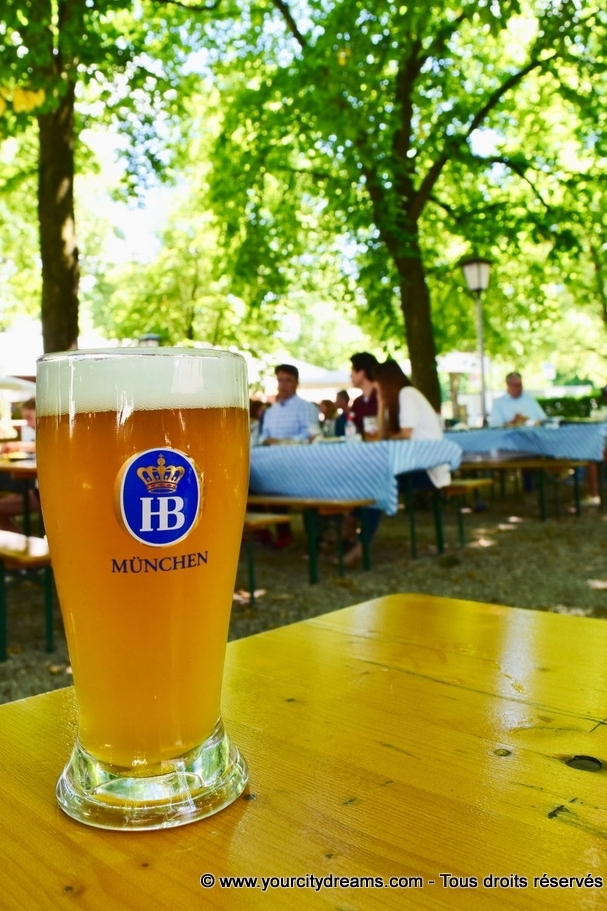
[1,398,36,455]
[349,352,379,435]
[490,372,546,427]
[256,365,312,548]
[258,364,313,445]
[0,398,39,532]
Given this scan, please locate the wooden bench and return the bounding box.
[399,476,494,557]
[459,457,588,519]
[0,531,54,661]
[247,495,377,583]
[242,512,292,604]
[434,477,495,548]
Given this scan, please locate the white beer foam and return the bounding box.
[36,348,248,415]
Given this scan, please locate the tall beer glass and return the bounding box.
[36,348,249,830]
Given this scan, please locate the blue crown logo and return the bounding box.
[117,447,201,547]
[136,455,185,493]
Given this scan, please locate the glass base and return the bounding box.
[56,721,248,831]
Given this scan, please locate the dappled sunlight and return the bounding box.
[587,580,607,591]
[548,604,594,617]
[468,536,498,548]
[233,588,267,603]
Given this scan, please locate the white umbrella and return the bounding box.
[0,375,37,402]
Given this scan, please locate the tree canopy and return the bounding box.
[196,0,607,404]
[0,0,606,401]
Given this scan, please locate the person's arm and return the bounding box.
[392,387,417,440]
[529,396,547,423]
[376,387,391,440]
[389,427,413,440]
[489,398,506,427]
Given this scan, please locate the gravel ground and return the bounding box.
[2,479,606,704]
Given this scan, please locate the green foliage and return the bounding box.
[0,128,40,325]
[537,396,602,419]
[200,0,607,369]
[1,0,607,379]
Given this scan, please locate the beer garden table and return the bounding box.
[0,456,39,536]
[1,592,607,910]
[446,422,607,460]
[446,423,607,516]
[249,438,463,515]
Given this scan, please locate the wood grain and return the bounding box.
[1,593,607,909]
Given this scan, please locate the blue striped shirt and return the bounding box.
[258,395,312,443]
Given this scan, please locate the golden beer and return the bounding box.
[36,349,249,830]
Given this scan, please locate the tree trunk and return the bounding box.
[393,230,442,412]
[360,152,442,411]
[37,82,79,353]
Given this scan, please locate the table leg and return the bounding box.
[431,489,445,554]
[359,508,371,571]
[537,469,547,520]
[334,514,345,577]
[245,537,257,605]
[402,475,417,559]
[302,508,320,584]
[573,468,581,516]
[20,479,31,537]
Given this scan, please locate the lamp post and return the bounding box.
[461,257,492,427]
[138,333,161,347]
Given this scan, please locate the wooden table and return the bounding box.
[2,593,607,909]
[250,438,463,515]
[247,494,376,580]
[460,454,587,518]
[0,457,38,535]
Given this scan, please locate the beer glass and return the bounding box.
[36,348,249,830]
[362,416,379,441]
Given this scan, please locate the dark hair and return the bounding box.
[21,398,36,412]
[320,399,337,419]
[350,352,378,380]
[249,399,266,420]
[275,364,299,382]
[336,389,349,404]
[375,360,413,436]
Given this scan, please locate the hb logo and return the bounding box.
[116,449,201,546]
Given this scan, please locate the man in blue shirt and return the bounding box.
[259,364,314,444]
[490,372,547,427]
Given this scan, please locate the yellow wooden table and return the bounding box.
[2,593,607,910]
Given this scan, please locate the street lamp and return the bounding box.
[460,256,492,427]
[138,333,161,347]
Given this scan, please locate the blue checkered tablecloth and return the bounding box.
[446,424,607,461]
[249,439,463,515]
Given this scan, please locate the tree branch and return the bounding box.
[465,53,557,139]
[486,154,551,208]
[151,0,222,12]
[269,0,307,48]
[410,53,557,222]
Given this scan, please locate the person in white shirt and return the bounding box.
[490,372,546,427]
[343,360,450,566]
[376,360,451,489]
